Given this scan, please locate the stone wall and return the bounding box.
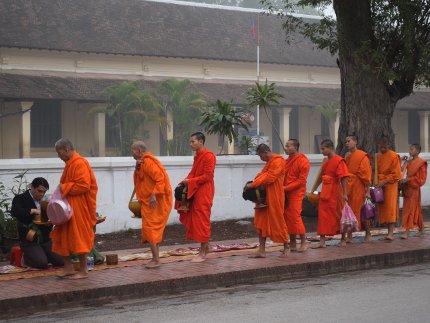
[1,154,429,233]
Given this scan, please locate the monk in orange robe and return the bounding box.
[312,139,349,248]
[245,143,289,257]
[284,139,310,252]
[176,132,216,263]
[52,138,98,279]
[345,135,372,243]
[400,144,428,239]
[132,141,172,268]
[376,136,401,241]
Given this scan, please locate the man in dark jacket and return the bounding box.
[11,177,64,268]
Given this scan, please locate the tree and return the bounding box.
[156,79,207,156]
[93,81,163,156]
[246,79,285,149]
[200,100,251,154]
[262,0,430,155]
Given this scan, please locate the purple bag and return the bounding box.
[360,198,376,220]
[370,186,384,203]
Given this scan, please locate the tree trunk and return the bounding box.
[334,0,398,157]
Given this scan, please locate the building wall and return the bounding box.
[1,154,429,234]
[392,110,409,152]
[298,107,322,153]
[0,48,341,86]
[0,101,22,158]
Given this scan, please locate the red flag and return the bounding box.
[250,16,256,39]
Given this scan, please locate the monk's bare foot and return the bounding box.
[311,243,326,249]
[400,233,408,240]
[297,244,308,253]
[249,252,266,258]
[57,270,75,278]
[339,240,347,247]
[379,235,394,241]
[290,246,298,252]
[363,234,372,243]
[417,230,425,237]
[191,255,206,263]
[279,250,289,258]
[145,260,161,269]
[66,272,88,280]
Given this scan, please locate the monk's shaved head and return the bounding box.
[320,139,334,149]
[55,138,74,150]
[131,141,147,152]
[378,136,390,146]
[256,143,271,154]
[287,139,300,150]
[411,143,421,152]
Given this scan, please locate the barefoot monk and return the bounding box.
[345,135,372,242]
[51,138,98,279]
[313,139,349,248]
[400,144,427,239]
[176,132,216,263]
[132,141,172,268]
[376,136,401,241]
[245,144,289,258]
[284,139,310,252]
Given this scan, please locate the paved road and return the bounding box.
[5,263,430,323]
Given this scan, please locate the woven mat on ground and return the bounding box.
[307,227,429,246]
[0,242,267,281]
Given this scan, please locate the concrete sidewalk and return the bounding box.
[1,233,430,319]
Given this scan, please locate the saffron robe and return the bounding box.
[284,153,310,235]
[51,152,98,256]
[250,154,289,243]
[345,150,372,229]
[402,157,427,230]
[134,152,173,244]
[177,149,216,243]
[377,150,401,224]
[317,155,349,236]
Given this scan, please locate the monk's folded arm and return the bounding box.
[143,159,166,194]
[61,163,91,196]
[409,166,427,188]
[188,156,216,187]
[286,163,310,192]
[357,157,372,185]
[251,159,284,187]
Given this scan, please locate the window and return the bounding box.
[31,100,62,148]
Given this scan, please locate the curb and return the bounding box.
[1,245,430,319]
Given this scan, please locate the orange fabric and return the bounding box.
[377,150,401,224]
[317,155,349,235]
[250,154,289,243]
[402,157,427,230]
[176,149,216,243]
[284,153,310,235]
[51,152,98,256]
[134,152,173,244]
[345,150,372,229]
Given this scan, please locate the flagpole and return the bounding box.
[256,14,260,145]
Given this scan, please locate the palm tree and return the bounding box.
[90,81,164,155]
[200,100,250,154]
[315,103,340,140]
[246,79,284,149]
[157,79,207,156]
